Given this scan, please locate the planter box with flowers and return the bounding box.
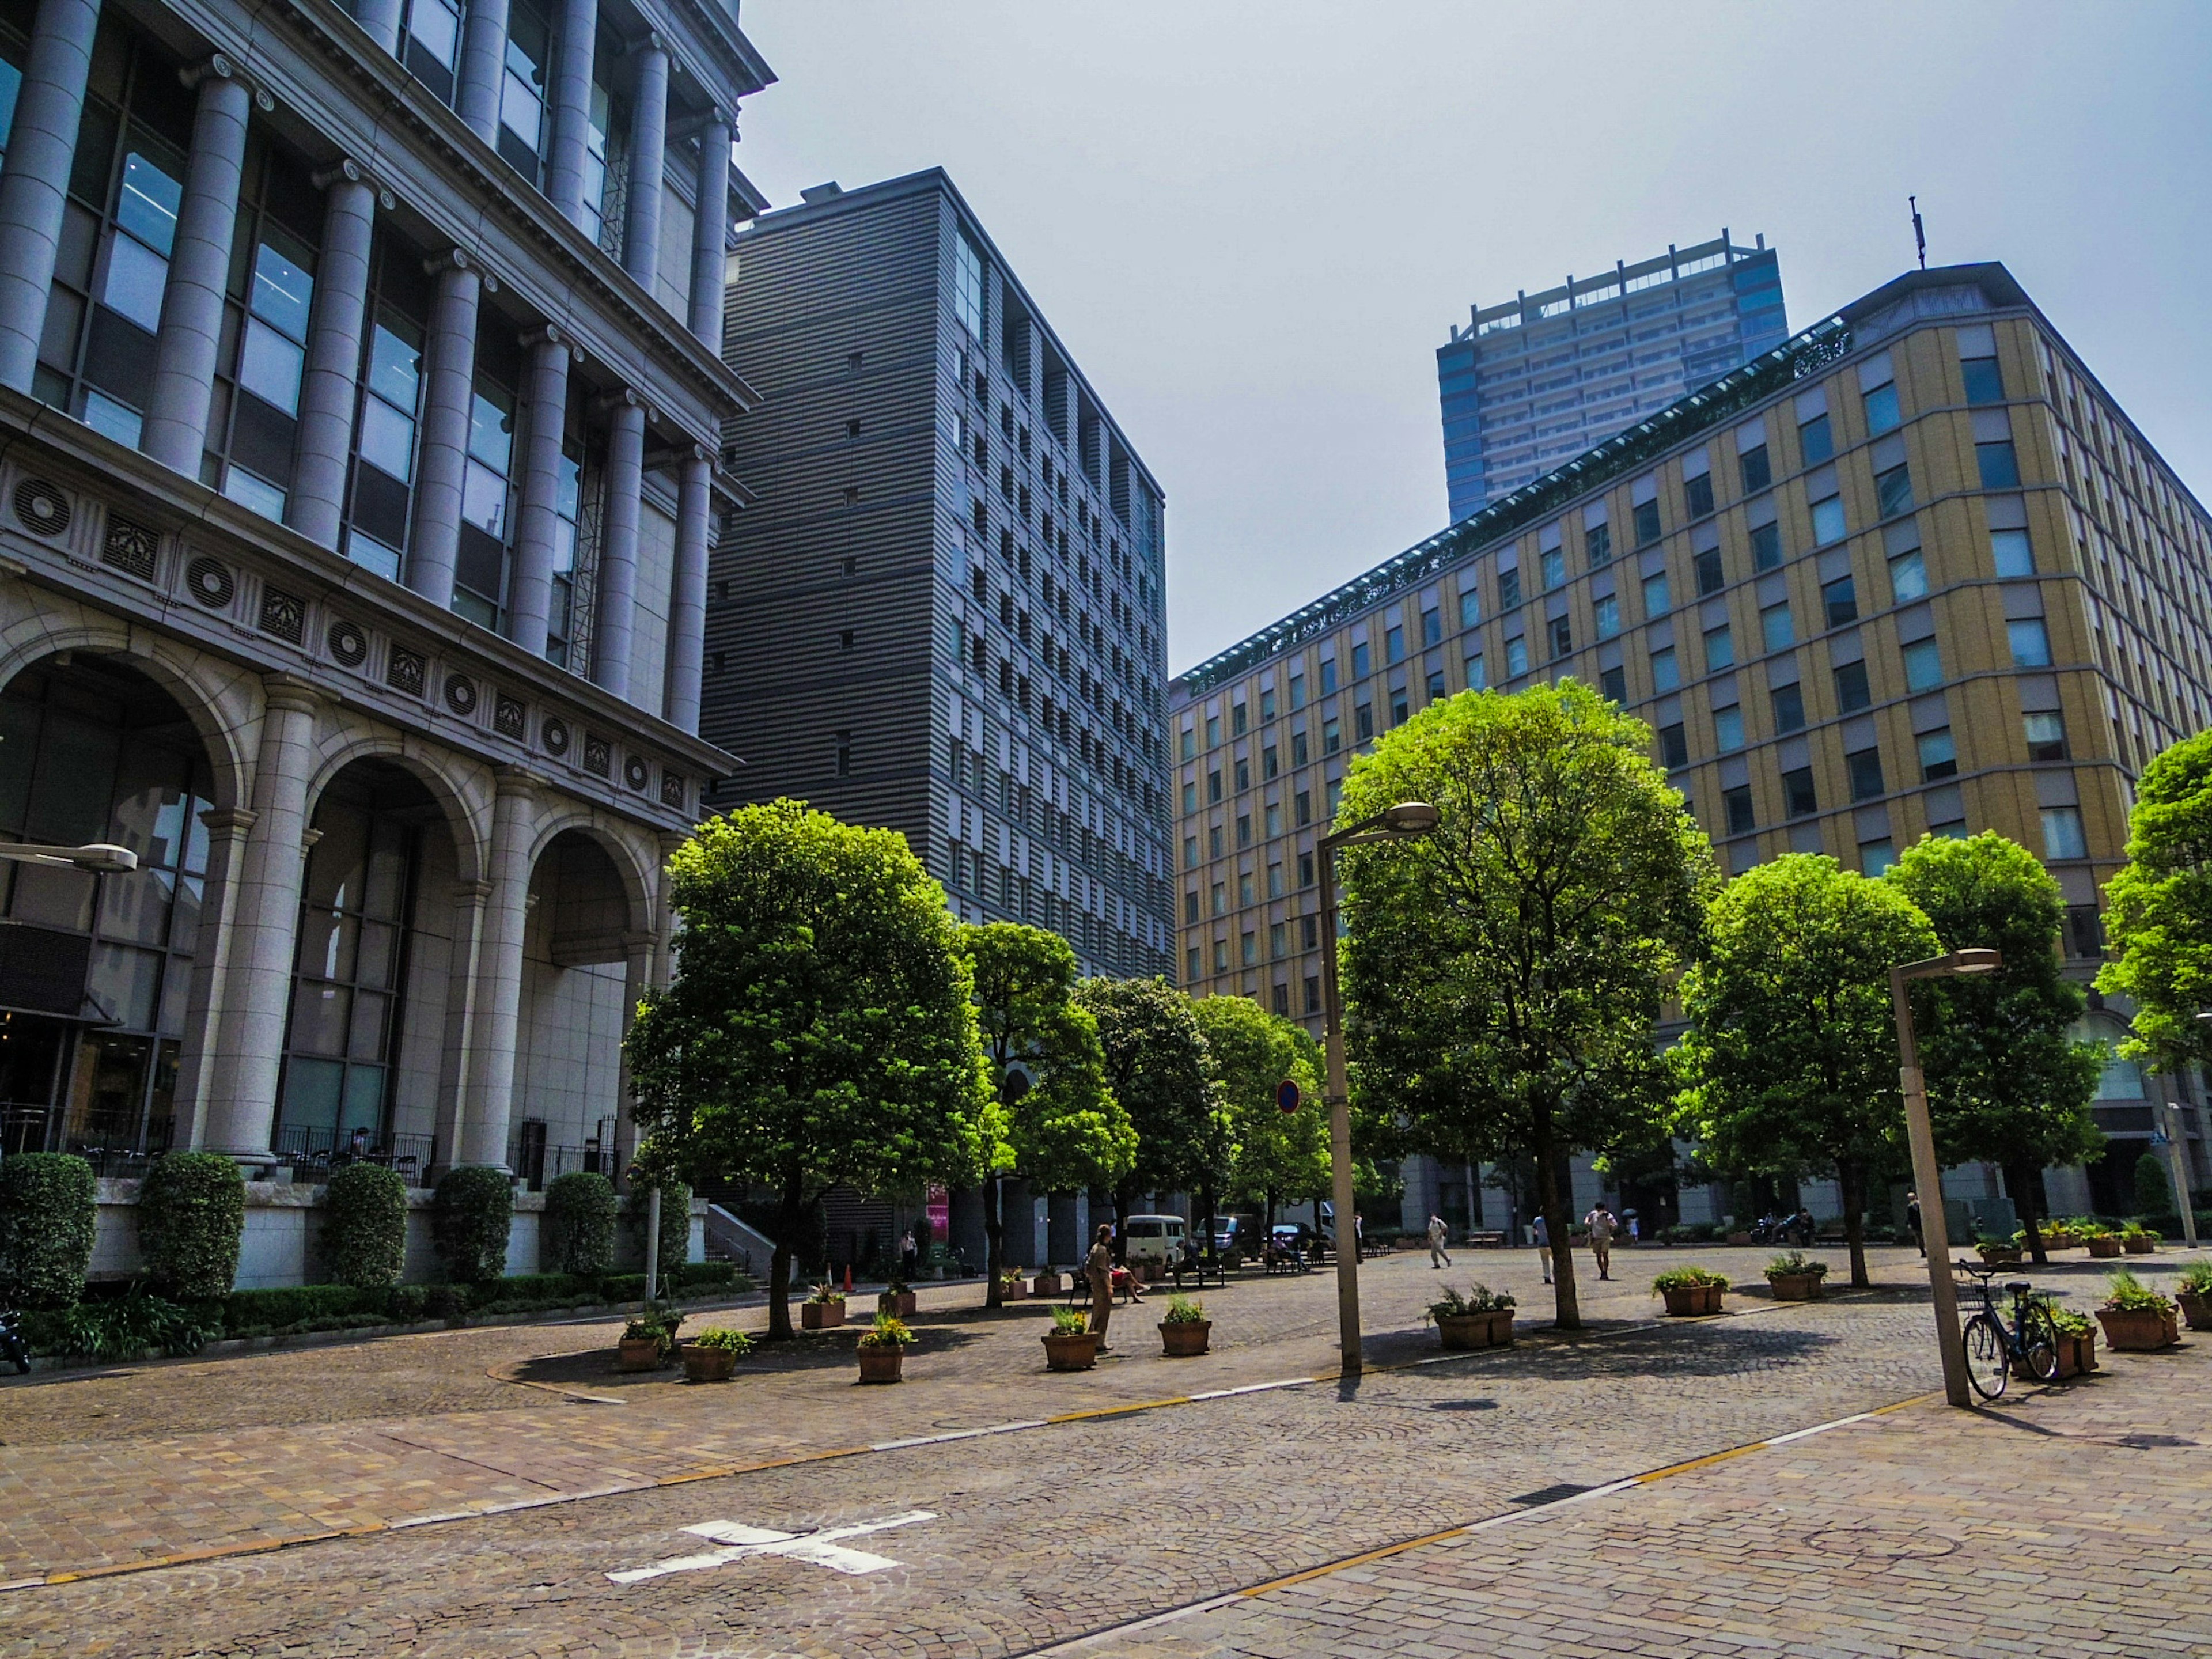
[2095,1270,2180,1351]
[1031,1270,1063,1297]
[618,1308,683,1372]
[997,1270,1029,1302]
[857,1312,912,1384]
[2042,1304,2099,1379]
[1043,1304,1098,1370]
[2120,1224,2160,1256]
[801,1285,847,1330]
[2177,1262,2212,1332]
[1763,1252,1828,1301]
[1158,1296,1213,1357]
[1975,1238,2024,1266]
[1428,1283,1516,1350]
[877,1282,918,1320]
[2084,1231,2123,1259]
[681,1326,752,1383]
[1653,1267,1728,1317]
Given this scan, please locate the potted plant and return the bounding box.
[1974,1234,2024,1266]
[1427,1283,1516,1350]
[1158,1296,1213,1357]
[680,1325,752,1383]
[2176,1261,2212,1332]
[1763,1251,1828,1301]
[1043,1304,1097,1371]
[801,1283,847,1330]
[2043,1304,2099,1379]
[618,1306,683,1371]
[857,1312,912,1384]
[877,1278,918,1320]
[2094,1270,2180,1351]
[1653,1266,1728,1316]
[998,1267,1029,1302]
[2084,1226,2123,1259]
[2120,1223,2160,1256]
[1031,1267,1064,1296]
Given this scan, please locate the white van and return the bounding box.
[1122,1214,1188,1264]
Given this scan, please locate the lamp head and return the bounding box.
[73,843,138,874]
[1380,802,1440,836]
[1948,948,2001,976]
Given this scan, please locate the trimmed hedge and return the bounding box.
[0,1152,97,1309]
[433,1164,513,1283]
[543,1171,618,1275]
[324,1164,408,1287]
[138,1152,245,1301]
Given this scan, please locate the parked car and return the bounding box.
[1214,1214,1262,1262]
[1122,1214,1188,1264]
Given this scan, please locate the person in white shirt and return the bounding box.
[1426,1213,1452,1268]
[1531,1212,1552,1283]
[1584,1202,1620,1281]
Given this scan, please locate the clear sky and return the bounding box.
[730,2,2212,675]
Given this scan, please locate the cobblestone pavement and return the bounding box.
[2,1246,2202,1657]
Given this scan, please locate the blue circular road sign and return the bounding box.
[1275,1078,1302,1115]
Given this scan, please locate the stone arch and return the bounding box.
[301,730,488,888]
[523,810,657,939]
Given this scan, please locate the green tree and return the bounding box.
[2134,1149,2173,1219]
[2100,728,2212,1071]
[1194,995,1326,1238]
[1075,977,1226,1244]
[1884,832,2102,1263]
[1675,855,1940,1286]
[626,801,1000,1338]
[959,921,1135,1304]
[1340,682,1713,1327]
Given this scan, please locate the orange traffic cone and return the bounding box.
[843,1263,853,1294]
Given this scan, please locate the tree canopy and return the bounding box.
[1339,681,1714,1327]
[1884,832,2101,1261]
[1194,995,1326,1225]
[2099,728,2212,1071]
[1673,854,1939,1285]
[625,800,999,1336]
[1075,976,1226,1229]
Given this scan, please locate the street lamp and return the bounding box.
[0,842,137,873]
[1318,800,1442,1376]
[1891,947,2001,1408]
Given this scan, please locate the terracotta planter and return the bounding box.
[2056,1331,2099,1378]
[998,1278,1029,1302]
[1159,1319,1213,1357]
[1766,1272,1825,1302]
[681,1343,737,1383]
[1435,1309,1515,1350]
[857,1345,905,1384]
[1725,1232,1753,1246]
[617,1336,664,1372]
[1661,1284,1725,1317]
[2086,1237,2123,1259]
[1977,1247,2024,1266]
[2123,1235,2157,1255]
[2096,1306,2179,1351]
[1031,1272,1063,1297]
[2177,1290,2211,1331]
[877,1291,917,1319]
[1043,1331,1098,1371]
[802,1300,846,1330]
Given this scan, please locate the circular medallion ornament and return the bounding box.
[12,479,70,537]
[541,717,569,755]
[185,556,236,609]
[327,619,368,667]
[444,673,478,716]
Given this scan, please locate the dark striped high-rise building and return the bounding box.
[710,170,1175,978]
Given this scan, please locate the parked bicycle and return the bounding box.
[1955,1259,2059,1399]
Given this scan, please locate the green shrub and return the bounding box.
[2103,1268,2175,1313]
[1048,1305,1090,1335]
[433,1165,513,1283]
[59,1294,217,1362]
[0,1152,97,1309]
[542,1171,618,1275]
[601,1271,647,1302]
[1162,1296,1208,1324]
[324,1164,408,1288]
[1765,1252,1828,1279]
[222,1284,371,1335]
[690,1325,755,1354]
[676,1260,740,1289]
[1426,1283,1514,1321]
[2134,1151,2173,1218]
[2176,1260,2212,1297]
[138,1152,245,1301]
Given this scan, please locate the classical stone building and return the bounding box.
[0,0,770,1223]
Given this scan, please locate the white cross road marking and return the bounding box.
[607,1510,937,1583]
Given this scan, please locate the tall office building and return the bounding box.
[1438,233,1789,522]
[1174,262,2211,1224]
[710,171,1175,979]
[0,0,770,1230]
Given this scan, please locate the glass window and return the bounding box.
[1888,549,1927,603]
[1230,703,1247,736]
[1917,728,1957,781]
[1351,642,1370,677]
[1902,638,1943,692]
[1724,785,1755,835]
[498,0,550,179]
[1631,501,1659,546]
[1810,494,1846,545]
[1261,744,1278,779]
[1782,767,1818,817]
[1497,566,1521,609]
[1739,444,1771,493]
[2007,618,2052,666]
[402,0,463,99]
[1505,635,1528,677]
[1976,441,2021,490]
[1321,717,1340,755]
[1862,383,1900,435]
[1585,523,1612,568]
[2041,806,2088,861]
[1772,683,1805,733]
[1354,703,1373,741]
[1846,747,1886,801]
[1834,659,1872,711]
[1548,615,1572,660]
[1749,521,1782,571]
[1384,624,1405,663]
[1991,528,2035,577]
[1289,672,1305,708]
[1320,658,1338,694]
[1714,706,1744,751]
[1260,688,1277,719]
[1422,608,1441,647]
[1600,665,1625,703]
[1594,594,1620,639]
[99,218,168,331]
[1961,355,2004,405]
[1703,623,1734,672]
[2024,711,2067,762]
[1874,463,1914,520]
[1684,472,1714,518]
[1542,547,1566,589]
[1823,575,1858,627]
[1695,547,1725,594]
[1642,570,1670,617]
[1457,589,1480,630]
[1861,839,1896,876]
[1650,645,1679,691]
[1761,603,1794,653]
[953,234,986,339]
[1798,412,1832,464]
[1659,722,1688,769]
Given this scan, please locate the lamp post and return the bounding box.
[1318,800,1441,1376]
[0,842,137,873]
[1890,947,2001,1408]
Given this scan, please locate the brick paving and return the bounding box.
[1,1245,2203,1657]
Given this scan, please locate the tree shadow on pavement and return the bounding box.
[510,1322,990,1391]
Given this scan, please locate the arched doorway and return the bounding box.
[0,656,215,1171]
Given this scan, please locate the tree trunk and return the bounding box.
[982,1173,1005,1308]
[767,1172,804,1340]
[1113,1183,1135,1263]
[1536,1124,1580,1329]
[1838,1159,1870,1287]
[1200,1180,1218,1266]
[2006,1160,2048,1265]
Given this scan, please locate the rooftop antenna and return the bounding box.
[1909,195,1927,270]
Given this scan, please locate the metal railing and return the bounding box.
[275,1124,437,1187]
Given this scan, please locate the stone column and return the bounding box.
[431,877,491,1177]
[406,251,483,606]
[685,109,730,347]
[506,326,571,657]
[285,163,378,549]
[200,678,321,1164]
[662,445,711,729]
[0,0,101,392]
[592,390,646,699]
[458,767,539,1169]
[141,59,254,476]
[543,0,597,223]
[455,0,512,142]
[353,0,403,55]
[173,808,253,1150]
[620,36,668,289]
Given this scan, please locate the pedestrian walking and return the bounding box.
[1085,1224,1115,1350]
[1906,1191,1925,1257]
[1531,1212,1552,1283]
[898,1228,917,1281]
[1584,1202,1619,1281]
[1623,1207,1640,1245]
[1427,1213,1453,1268]
[1354,1212,1365,1259]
